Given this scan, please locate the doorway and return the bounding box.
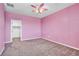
[11,20,22,42]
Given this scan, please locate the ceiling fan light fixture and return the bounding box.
[31,3,48,14]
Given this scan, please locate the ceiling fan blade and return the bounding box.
[31,5,36,8]
[39,3,44,8]
[44,8,48,11]
[39,8,48,13]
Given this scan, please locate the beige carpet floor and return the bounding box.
[1,38,79,56]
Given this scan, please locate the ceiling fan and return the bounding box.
[30,3,48,14]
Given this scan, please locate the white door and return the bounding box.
[12,26,20,38]
[11,20,22,41]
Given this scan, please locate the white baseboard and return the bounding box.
[0,46,5,55]
[5,37,41,43]
[5,37,79,51]
[42,37,79,50]
[5,40,12,44]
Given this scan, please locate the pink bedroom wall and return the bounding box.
[5,12,41,43]
[42,4,79,49]
[0,3,5,54]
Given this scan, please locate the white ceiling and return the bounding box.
[4,3,75,18]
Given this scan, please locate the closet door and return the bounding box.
[11,20,22,40]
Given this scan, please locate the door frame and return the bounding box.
[11,19,22,42]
